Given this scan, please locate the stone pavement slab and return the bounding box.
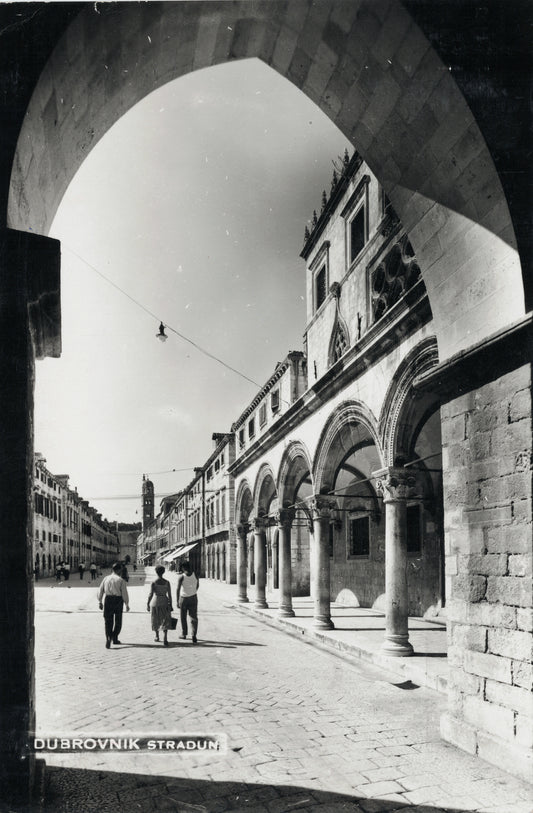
[29,572,532,813]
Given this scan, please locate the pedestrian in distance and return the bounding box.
[120,561,129,582]
[133,563,137,572]
[90,562,97,581]
[97,562,130,649]
[147,565,173,646]
[64,562,70,581]
[55,562,63,582]
[78,562,86,580]
[176,560,199,644]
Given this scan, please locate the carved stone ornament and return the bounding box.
[276,508,295,528]
[309,496,337,520]
[373,467,421,502]
[237,523,250,538]
[253,515,269,531]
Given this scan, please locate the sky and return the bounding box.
[34,57,350,524]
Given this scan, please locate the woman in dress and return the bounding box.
[147,565,173,645]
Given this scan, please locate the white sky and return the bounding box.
[35,58,350,523]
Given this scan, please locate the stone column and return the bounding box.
[310,497,335,629]
[236,523,249,602]
[374,467,421,656]
[0,229,60,805]
[271,533,279,591]
[253,516,268,608]
[276,509,295,617]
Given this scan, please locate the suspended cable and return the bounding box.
[63,245,261,389]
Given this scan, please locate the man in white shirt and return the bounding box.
[176,561,199,644]
[97,562,130,648]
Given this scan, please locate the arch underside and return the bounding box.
[8,0,526,361]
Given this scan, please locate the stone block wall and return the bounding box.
[440,363,532,781]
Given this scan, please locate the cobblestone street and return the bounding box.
[33,571,532,813]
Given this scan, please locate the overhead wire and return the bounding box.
[63,245,262,389]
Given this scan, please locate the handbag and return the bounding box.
[169,616,178,630]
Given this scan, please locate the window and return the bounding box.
[238,428,245,448]
[207,466,213,481]
[271,389,280,412]
[331,323,348,363]
[349,206,366,263]
[349,515,370,557]
[315,265,327,310]
[407,504,422,553]
[248,418,255,439]
[259,402,267,427]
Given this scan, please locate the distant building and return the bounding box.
[33,455,119,575]
[117,525,141,564]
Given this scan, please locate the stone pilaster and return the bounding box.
[0,229,60,804]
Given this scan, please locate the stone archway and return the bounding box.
[278,441,314,597]
[379,338,444,617]
[8,0,527,360]
[1,1,531,797]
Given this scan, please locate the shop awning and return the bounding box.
[164,542,199,562]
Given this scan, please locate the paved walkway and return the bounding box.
[190,579,448,695]
[32,569,532,813]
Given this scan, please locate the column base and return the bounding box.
[313,616,334,629]
[278,606,295,618]
[255,599,269,609]
[237,595,249,603]
[381,635,414,657]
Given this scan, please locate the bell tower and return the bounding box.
[142,474,154,532]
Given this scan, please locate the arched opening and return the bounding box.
[253,466,278,594]
[320,422,383,607]
[0,2,531,798]
[279,445,314,598]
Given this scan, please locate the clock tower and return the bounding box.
[142,474,154,532]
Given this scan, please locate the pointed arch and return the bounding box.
[313,400,383,495]
[328,306,351,367]
[379,337,440,466]
[252,462,278,518]
[235,479,253,524]
[8,1,527,359]
[277,441,313,508]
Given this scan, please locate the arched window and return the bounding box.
[332,323,348,362]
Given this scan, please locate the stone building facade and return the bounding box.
[33,454,64,578]
[34,456,119,575]
[231,154,443,632]
[0,1,531,803]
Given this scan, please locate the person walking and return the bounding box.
[90,562,97,581]
[176,561,199,644]
[97,562,130,648]
[78,562,86,580]
[64,561,70,581]
[147,565,173,646]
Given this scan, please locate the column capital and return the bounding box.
[252,515,268,531]
[373,467,421,503]
[275,508,295,528]
[236,522,250,537]
[309,495,337,520]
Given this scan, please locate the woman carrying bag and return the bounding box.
[147,565,173,646]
